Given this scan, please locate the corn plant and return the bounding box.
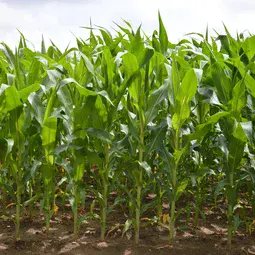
[1,14,255,251]
[203,31,251,247]
[0,41,43,239]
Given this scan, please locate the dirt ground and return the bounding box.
[1,205,255,255]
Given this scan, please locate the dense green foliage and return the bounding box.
[1,13,255,248]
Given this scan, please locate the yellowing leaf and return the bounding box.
[163,214,169,224]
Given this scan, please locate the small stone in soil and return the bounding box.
[0,243,8,250]
[59,242,80,254]
[59,235,71,241]
[183,232,194,238]
[26,228,39,235]
[200,227,214,235]
[77,235,88,242]
[210,224,227,234]
[96,242,108,249]
[123,248,132,255]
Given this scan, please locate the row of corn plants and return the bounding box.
[1,14,255,249]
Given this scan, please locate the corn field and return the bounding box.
[1,13,255,251]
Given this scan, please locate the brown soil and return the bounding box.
[0,205,255,255]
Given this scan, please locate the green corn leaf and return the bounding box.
[144,120,167,160]
[42,117,57,165]
[230,79,246,119]
[189,112,230,141]
[19,83,41,102]
[139,47,154,69]
[138,161,152,176]
[175,179,189,201]
[158,11,168,55]
[145,82,168,124]
[172,69,198,130]
[86,128,112,143]
[122,219,133,237]
[233,122,247,143]
[4,86,22,112]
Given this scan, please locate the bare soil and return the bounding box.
[0,199,255,254]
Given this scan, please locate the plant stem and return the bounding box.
[136,116,144,244]
[52,183,56,216]
[157,186,162,222]
[29,181,33,218]
[227,203,233,249]
[100,143,109,241]
[15,170,21,241]
[194,186,200,227]
[2,184,7,216]
[73,184,79,239]
[15,109,22,241]
[169,165,176,245]
[101,185,107,241]
[135,176,142,244]
[45,184,50,234]
[195,154,202,227]
[169,128,180,245]
[227,170,234,249]
[252,197,255,217]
